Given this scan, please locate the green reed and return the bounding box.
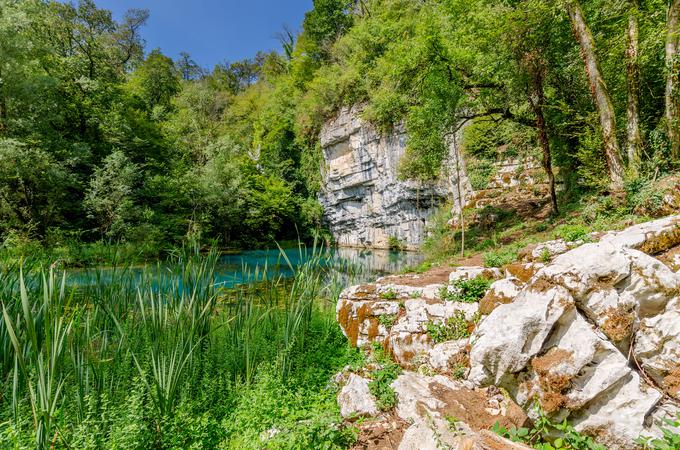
[0,243,364,448]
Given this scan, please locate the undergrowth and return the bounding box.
[493,406,606,450]
[366,343,402,411]
[426,310,472,344]
[440,277,492,303]
[0,245,362,449]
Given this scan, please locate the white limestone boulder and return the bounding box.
[478,277,523,315]
[392,371,528,450]
[600,214,680,254]
[635,296,680,398]
[388,298,478,366]
[337,373,379,419]
[468,284,574,385]
[449,266,502,283]
[428,339,469,374]
[468,228,680,449]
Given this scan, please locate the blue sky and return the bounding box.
[96,0,312,69]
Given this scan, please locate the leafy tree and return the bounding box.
[0,139,71,237]
[127,49,181,115]
[84,150,139,239]
[176,52,203,81]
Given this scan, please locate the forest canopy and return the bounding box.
[0,0,678,258]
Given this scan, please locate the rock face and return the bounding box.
[336,280,479,367]
[391,372,529,450]
[336,215,680,450]
[318,106,472,250]
[468,215,680,449]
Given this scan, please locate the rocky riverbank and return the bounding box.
[333,215,680,449]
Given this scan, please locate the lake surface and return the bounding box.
[70,247,425,290]
[215,247,424,288]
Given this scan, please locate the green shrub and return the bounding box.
[539,248,552,263]
[366,348,402,411]
[388,236,406,251]
[626,177,666,216]
[493,406,606,449]
[555,224,590,242]
[451,363,467,380]
[441,277,492,303]
[379,314,398,328]
[483,247,519,267]
[426,311,471,344]
[380,289,398,300]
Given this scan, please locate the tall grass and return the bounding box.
[0,244,363,449]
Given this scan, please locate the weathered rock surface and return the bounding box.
[428,339,469,374]
[519,238,585,263]
[392,372,529,450]
[600,215,680,254]
[449,266,502,283]
[336,268,482,366]
[468,218,680,449]
[478,277,523,315]
[337,215,680,449]
[338,374,379,419]
[318,106,472,250]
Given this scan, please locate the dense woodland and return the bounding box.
[0,0,679,258]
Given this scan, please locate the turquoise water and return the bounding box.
[70,247,425,289]
[214,247,424,287]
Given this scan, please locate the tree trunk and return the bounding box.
[626,1,643,174]
[666,0,680,160]
[0,68,5,134]
[565,0,625,190]
[527,58,558,215]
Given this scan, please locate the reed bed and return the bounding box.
[0,244,364,449]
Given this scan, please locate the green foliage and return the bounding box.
[0,139,72,236]
[379,314,398,328]
[0,247,363,449]
[555,224,590,242]
[636,413,680,449]
[442,277,492,303]
[127,49,181,114]
[625,176,669,217]
[484,247,520,268]
[426,310,471,344]
[84,150,139,239]
[451,363,467,380]
[379,288,398,300]
[388,236,406,251]
[540,248,552,263]
[366,348,402,411]
[493,406,606,450]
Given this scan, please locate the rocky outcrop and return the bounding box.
[319,106,472,250]
[338,369,531,450]
[336,215,680,450]
[336,267,483,366]
[391,372,529,450]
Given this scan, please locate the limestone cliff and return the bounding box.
[318,106,471,250]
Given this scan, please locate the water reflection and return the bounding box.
[216,247,424,288]
[69,247,424,290]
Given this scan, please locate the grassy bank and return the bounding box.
[0,247,360,449]
[416,175,679,272]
